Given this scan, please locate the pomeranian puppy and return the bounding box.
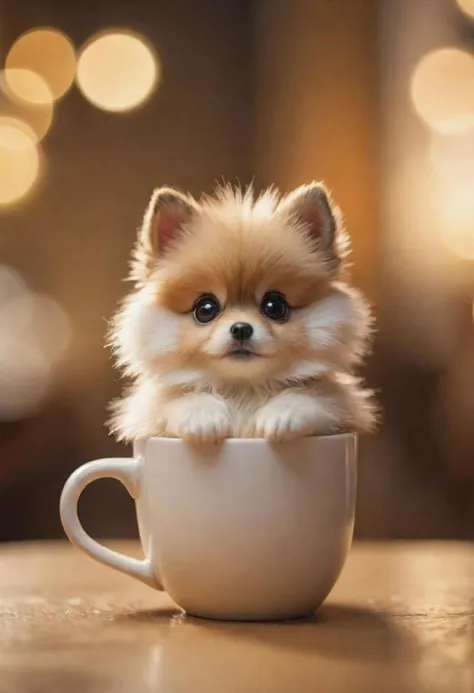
[109,182,376,443]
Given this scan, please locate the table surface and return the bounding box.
[0,541,472,693]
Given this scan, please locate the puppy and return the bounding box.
[109,182,376,443]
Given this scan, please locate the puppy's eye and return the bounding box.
[193,294,221,324]
[260,291,291,323]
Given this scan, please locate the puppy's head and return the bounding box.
[112,183,371,388]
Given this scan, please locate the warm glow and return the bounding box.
[0,267,73,421]
[0,293,72,363]
[457,0,474,20]
[440,187,474,259]
[430,131,474,184]
[2,68,53,106]
[411,48,474,133]
[6,28,76,101]
[76,31,159,112]
[0,118,40,205]
[0,340,52,421]
[0,265,28,304]
[0,72,53,141]
[29,294,73,362]
[0,116,37,145]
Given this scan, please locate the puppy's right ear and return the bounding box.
[136,187,198,274]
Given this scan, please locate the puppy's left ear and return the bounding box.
[280,182,344,272]
[141,187,198,254]
[134,187,199,278]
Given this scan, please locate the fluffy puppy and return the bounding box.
[109,182,376,443]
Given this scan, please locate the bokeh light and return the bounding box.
[6,28,76,102]
[0,118,40,205]
[0,341,52,421]
[457,0,474,20]
[2,68,53,106]
[0,267,73,421]
[410,48,474,133]
[440,187,474,259]
[76,31,159,112]
[0,71,53,141]
[4,293,73,363]
[430,131,474,185]
[0,265,28,304]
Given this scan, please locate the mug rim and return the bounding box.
[138,432,356,445]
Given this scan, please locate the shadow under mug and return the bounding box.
[60,434,357,621]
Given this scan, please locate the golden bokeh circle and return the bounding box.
[6,28,76,102]
[0,70,53,141]
[411,48,474,133]
[0,116,37,144]
[2,68,53,106]
[430,131,474,185]
[0,118,40,205]
[457,0,474,20]
[76,30,159,112]
[440,187,474,259]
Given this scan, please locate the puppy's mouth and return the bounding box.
[226,346,261,360]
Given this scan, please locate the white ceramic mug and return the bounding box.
[60,434,357,621]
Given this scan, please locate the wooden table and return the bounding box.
[0,542,472,693]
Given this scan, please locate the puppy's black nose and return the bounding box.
[230,322,254,341]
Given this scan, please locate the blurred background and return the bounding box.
[0,0,473,542]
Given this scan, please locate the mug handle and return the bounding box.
[59,458,162,589]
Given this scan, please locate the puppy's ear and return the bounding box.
[280,182,344,271]
[138,187,198,267]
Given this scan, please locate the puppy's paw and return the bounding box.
[255,394,339,442]
[255,403,316,442]
[166,395,231,444]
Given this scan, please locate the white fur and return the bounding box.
[112,290,182,378]
[165,393,231,443]
[255,391,340,441]
[283,360,331,380]
[302,286,371,368]
[159,368,205,387]
[109,377,168,440]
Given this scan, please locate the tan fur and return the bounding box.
[109,183,376,443]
